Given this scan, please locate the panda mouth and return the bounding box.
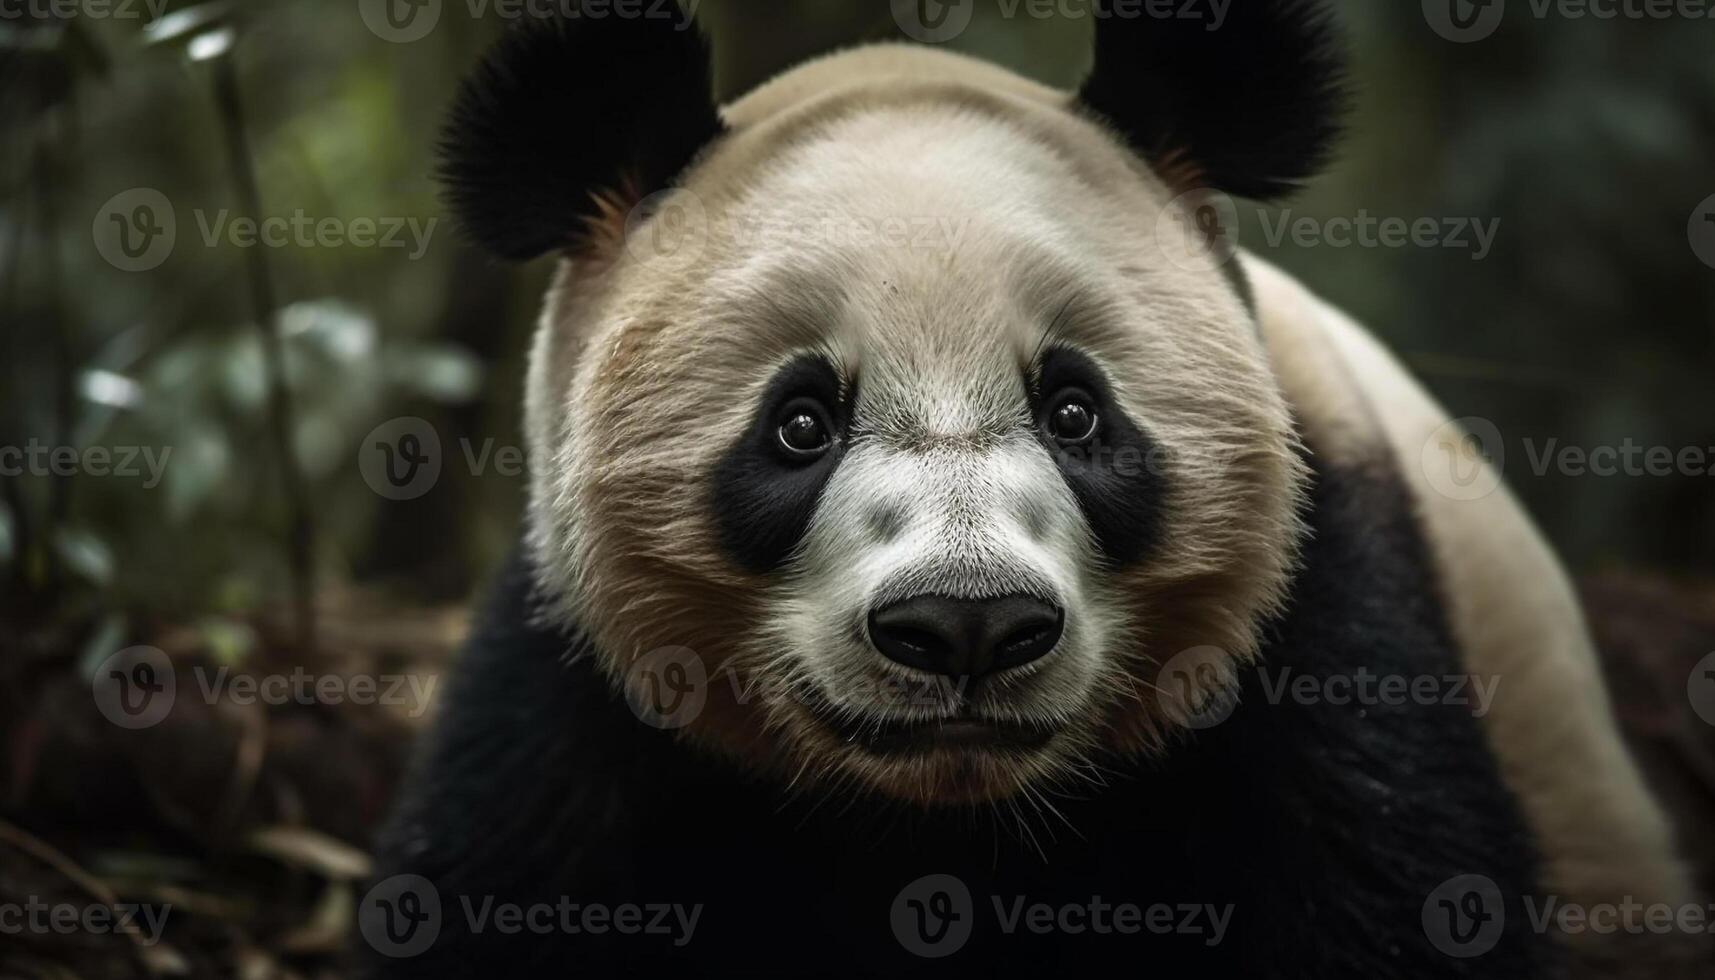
[852,715,1060,755]
[795,683,1060,755]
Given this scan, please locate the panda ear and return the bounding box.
[1078,0,1347,200]
[439,10,724,261]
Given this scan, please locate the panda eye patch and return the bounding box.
[1046,391,1100,446]
[1033,346,1163,565]
[776,399,833,459]
[712,355,846,573]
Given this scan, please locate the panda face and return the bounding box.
[718,339,1129,799]
[440,2,1343,805]
[530,100,1309,804]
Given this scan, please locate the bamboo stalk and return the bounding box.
[207,50,317,653]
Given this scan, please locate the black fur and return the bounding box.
[1078,0,1348,200]
[709,356,850,573]
[438,5,724,260]
[1034,346,1164,565]
[365,444,1557,978]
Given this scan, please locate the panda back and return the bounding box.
[1245,252,1698,974]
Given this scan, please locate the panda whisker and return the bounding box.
[1006,794,1049,863]
[1021,782,1078,842]
[1028,295,1078,379]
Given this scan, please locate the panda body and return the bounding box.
[371,8,1698,977]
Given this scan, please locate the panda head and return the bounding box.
[442,1,1344,805]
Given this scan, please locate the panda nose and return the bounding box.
[868,594,1064,679]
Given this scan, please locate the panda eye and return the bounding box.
[776,399,833,459]
[1046,391,1099,446]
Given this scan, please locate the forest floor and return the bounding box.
[0,570,1712,978]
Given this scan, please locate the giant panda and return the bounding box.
[365,2,1702,977]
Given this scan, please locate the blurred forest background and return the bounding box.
[1,1,1712,976]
